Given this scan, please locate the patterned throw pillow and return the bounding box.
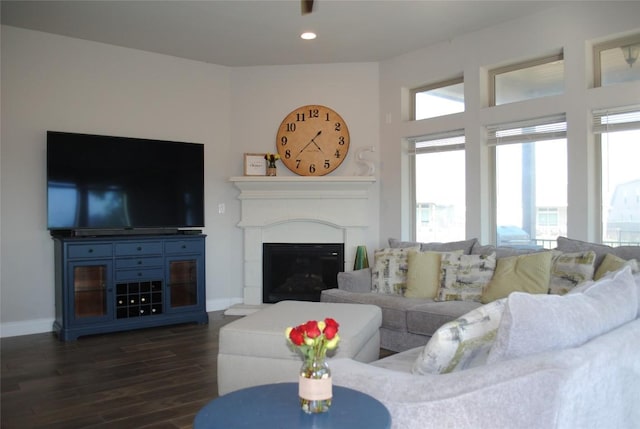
[371,247,419,295]
[412,298,506,374]
[435,253,497,302]
[548,250,596,295]
[594,253,639,280]
[405,250,463,299]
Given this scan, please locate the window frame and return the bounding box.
[488,53,564,107]
[593,33,640,88]
[410,76,464,121]
[409,130,466,241]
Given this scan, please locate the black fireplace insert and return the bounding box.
[263,243,344,303]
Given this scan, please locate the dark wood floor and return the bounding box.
[1,312,241,429]
[2,312,395,428]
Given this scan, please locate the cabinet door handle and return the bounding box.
[137,246,142,251]
[137,261,142,265]
[182,244,187,249]
[88,248,93,253]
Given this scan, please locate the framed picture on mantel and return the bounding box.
[244,153,267,176]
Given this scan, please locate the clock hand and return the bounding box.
[310,131,324,153]
[296,131,323,158]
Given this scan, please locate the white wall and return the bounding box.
[378,2,640,245]
[0,25,380,336]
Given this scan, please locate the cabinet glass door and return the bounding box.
[169,260,198,308]
[73,265,108,318]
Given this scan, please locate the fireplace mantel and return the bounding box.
[230,175,376,305]
[229,176,375,199]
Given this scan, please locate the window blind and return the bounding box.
[487,114,566,146]
[408,130,465,155]
[593,105,640,134]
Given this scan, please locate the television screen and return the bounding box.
[47,131,205,232]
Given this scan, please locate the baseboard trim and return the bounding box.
[0,299,244,338]
[0,318,55,338]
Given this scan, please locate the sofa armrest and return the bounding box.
[337,268,372,293]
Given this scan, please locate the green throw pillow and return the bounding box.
[594,253,639,280]
[481,251,552,303]
[405,250,463,299]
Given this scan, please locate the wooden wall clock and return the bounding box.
[275,105,350,176]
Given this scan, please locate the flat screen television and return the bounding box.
[47,131,204,235]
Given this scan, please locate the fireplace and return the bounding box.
[230,176,375,305]
[263,243,344,303]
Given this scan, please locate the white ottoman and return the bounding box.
[217,300,382,395]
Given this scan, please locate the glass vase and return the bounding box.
[298,356,332,414]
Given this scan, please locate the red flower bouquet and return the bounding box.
[285,318,340,363]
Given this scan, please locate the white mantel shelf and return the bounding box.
[229,176,376,199]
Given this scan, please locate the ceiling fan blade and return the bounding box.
[301,0,314,15]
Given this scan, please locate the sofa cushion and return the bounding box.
[321,288,426,333]
[548,250,596,295]
[488,266,638,364]
[481,251,552,303]
[371,247,419,295]
[556,236,640,270]
[405,250,463,299]
[594,253,639,280]
[406,300,481,337]
[435,253,496,302]
[471,243,544,259]
[337,268,373,293]
[412,298,506,374]
[388,238,477,254]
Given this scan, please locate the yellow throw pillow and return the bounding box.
[594,253,639,280]
[405,250,463,299]
[481,251,552,304]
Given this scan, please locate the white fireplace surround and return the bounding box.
[230,176,376,305]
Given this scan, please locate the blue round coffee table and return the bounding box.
[194,382,391,428]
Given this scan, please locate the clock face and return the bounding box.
[276,105,350,176]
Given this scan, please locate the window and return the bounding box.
[594,34,640,87]
[488,115,567,249]
[410,131,465,242]
[411,77,464,120]
[489,53,564,106]
[594,105,640,245]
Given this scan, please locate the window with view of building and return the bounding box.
[594,34,640,87]
[488,116,567,249]
[411,77,464,120]
[411,132,465,242]
[489,53,564,106]
[594,105,640,246]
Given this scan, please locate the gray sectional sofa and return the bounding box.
[320,240,640,428]
[321,236,640,352]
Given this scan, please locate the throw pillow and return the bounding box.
[435,252,497,302]
[481,251,553,303]
[412,298,506,374]
[405,250,463,299]
[548,250,596,295]
[487,266,638,364]
[555,236,640,270]
[371,247,419,295]
[594,253,639,280]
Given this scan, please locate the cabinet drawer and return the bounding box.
[115,257,163,269]
[165,240,204,255]
[67,243,113,259]
[115,268,164,282]
[115,242,163,256]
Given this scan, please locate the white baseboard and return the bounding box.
[207,297,243,312]
[0,318,55,338]
[0,299,244,338]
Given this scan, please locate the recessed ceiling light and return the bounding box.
[301,32,317,40]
